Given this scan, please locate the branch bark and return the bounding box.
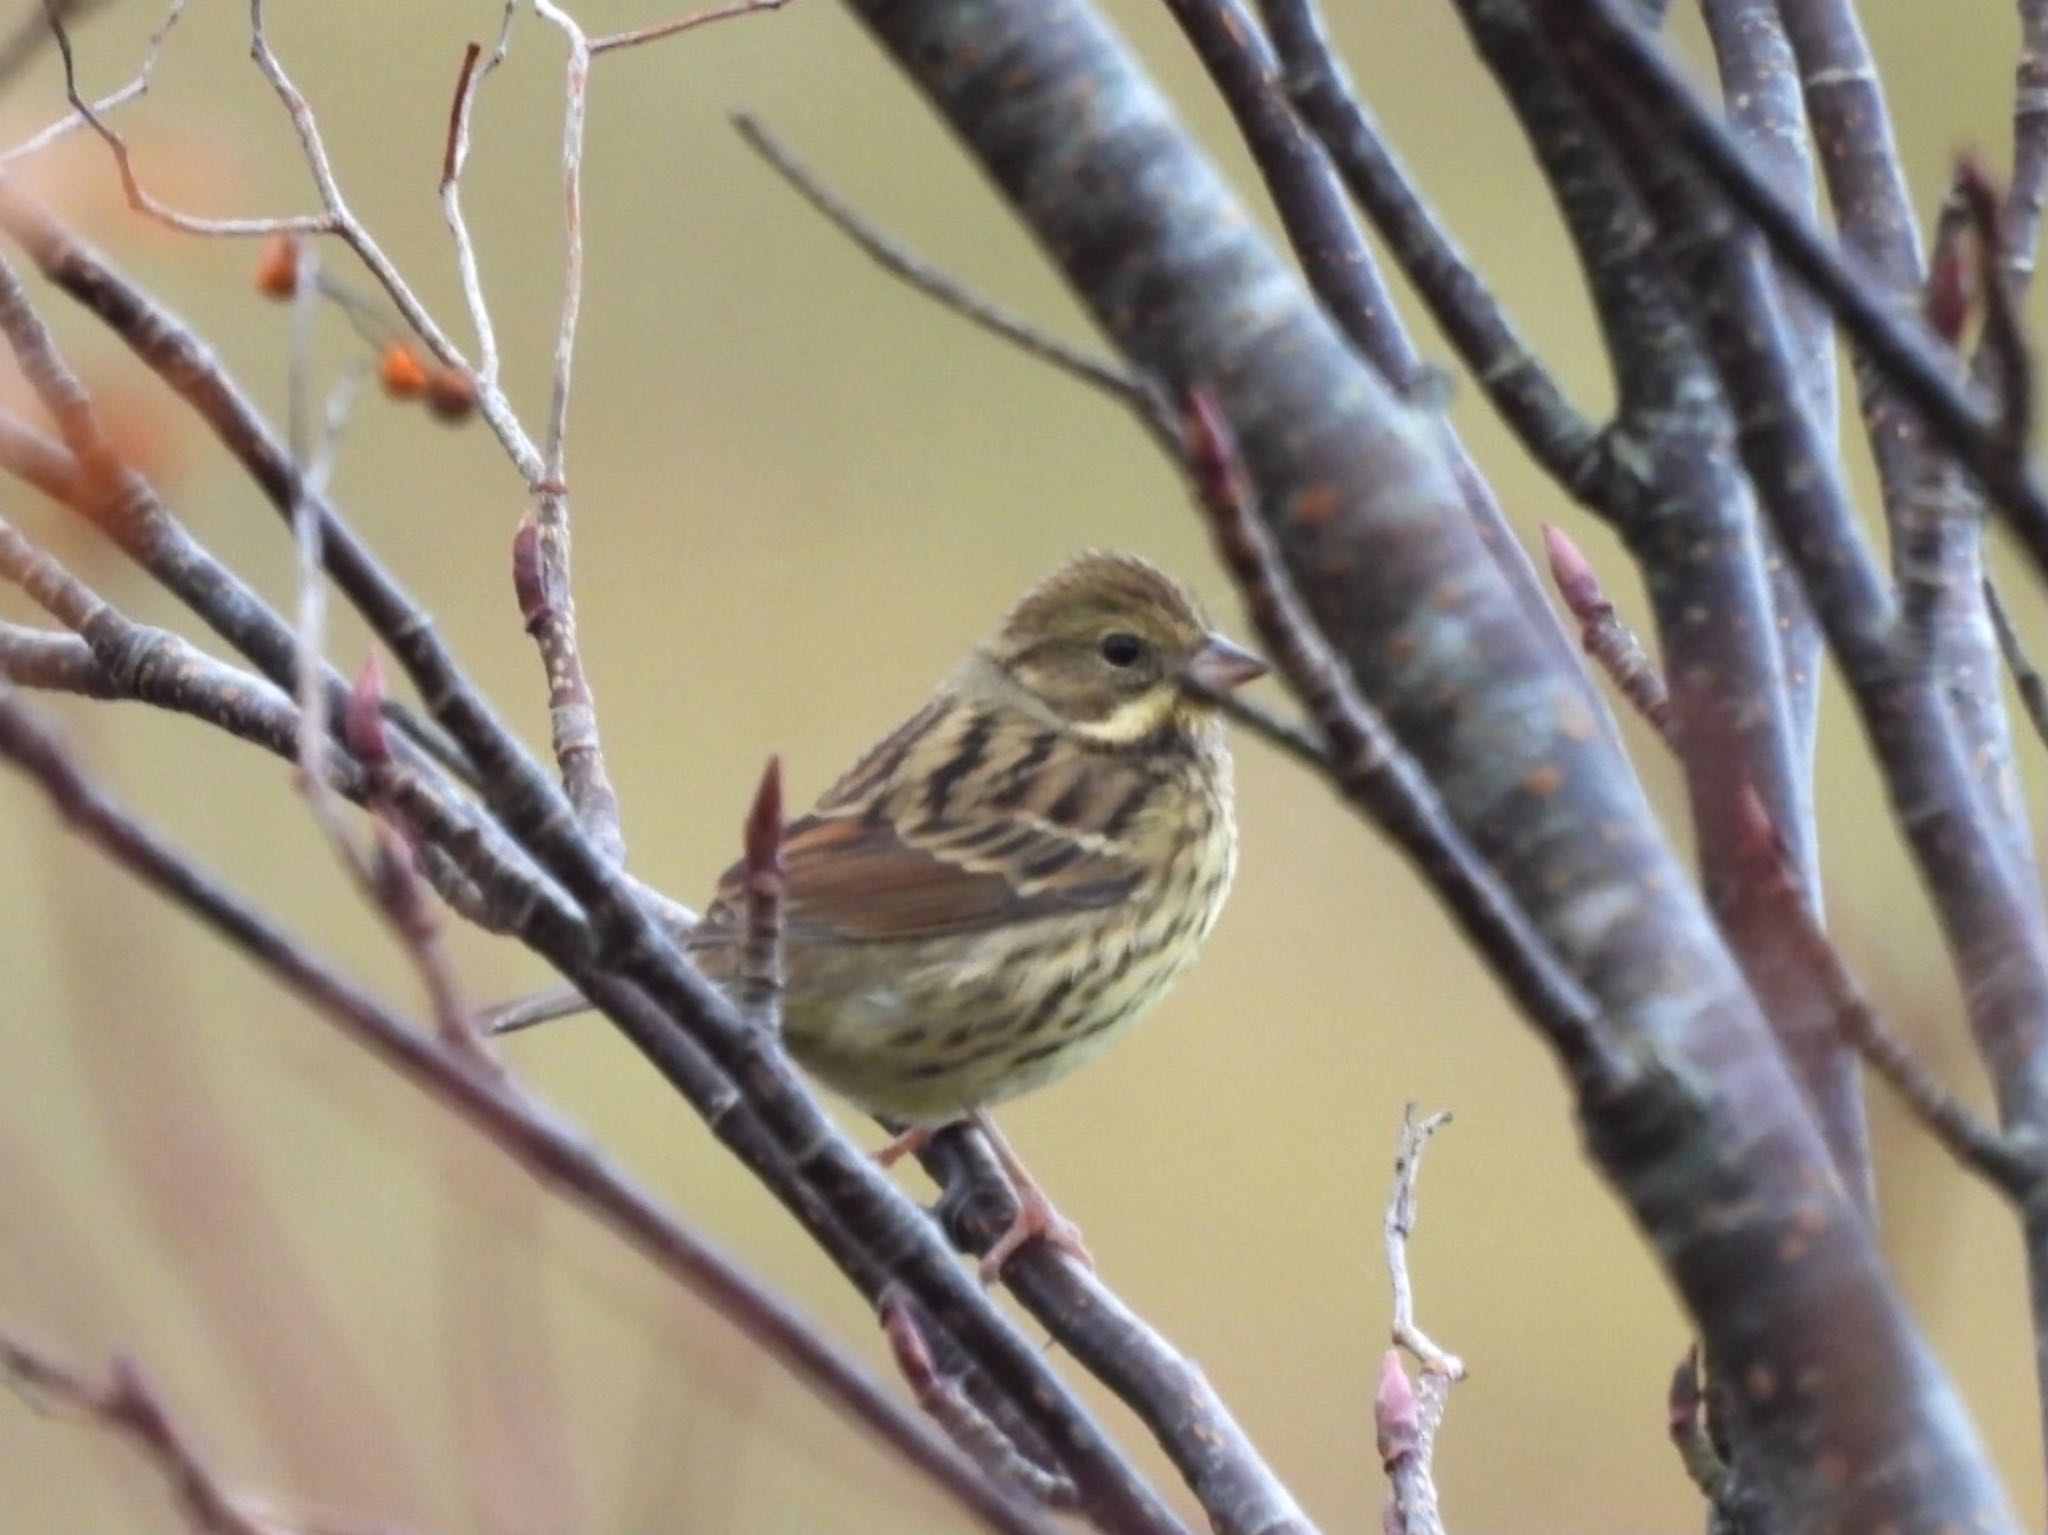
[834,1,2015,1526]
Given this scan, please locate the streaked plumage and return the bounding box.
[685,551,1264,1270]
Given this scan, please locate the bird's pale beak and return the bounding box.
[1184,633,1269,693]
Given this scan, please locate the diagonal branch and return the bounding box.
[1257,0,1609,502]
[1184,391,1628,1093]
[1562,0,2048,587]
[0,689,1064,1535]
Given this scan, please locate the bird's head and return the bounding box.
[981,551,1267,748]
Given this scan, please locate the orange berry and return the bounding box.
[378,343,429,400]
[424,366,477,424]
[253,233,299,301]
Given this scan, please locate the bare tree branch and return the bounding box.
[835,1,2016,1523]
[0,689,1066,1535]
[0,187,1190,1535]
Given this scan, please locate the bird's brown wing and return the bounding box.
[691,806,1143,951]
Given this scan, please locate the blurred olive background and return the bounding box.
[0,1,2042,1529]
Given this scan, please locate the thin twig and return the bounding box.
[730,112,1147,412]
[516,1,628,863]
[1539,525,1674,744]
[879,1288,1078,1511]
[589,0,789,55]
[1727,785,2042,1196]
[344,658,492,1063]
[1959,158,2034,467]
[242,1,479,386]
[0,1327,275,1535]
[286,236,333,816]
[2004,0,2048,295]
[1385,1107,1461,1381]
[275,239,488,1063]
[42,0,329,238]
[46,0,536,474]
[439,6,516,387]
[528,1,587,482]
[1989,578,2048,751]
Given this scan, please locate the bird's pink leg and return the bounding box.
[970,1108,1094,1282]
[875,1124,933,1167]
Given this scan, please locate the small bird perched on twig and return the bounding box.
[684,551,1266,1276]
[496,551,1265,1277]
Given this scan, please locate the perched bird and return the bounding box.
[683,551,1266,1276]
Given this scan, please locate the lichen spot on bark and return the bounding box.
[1289,482,1340,531]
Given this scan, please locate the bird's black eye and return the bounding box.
[1098,632,1145,668]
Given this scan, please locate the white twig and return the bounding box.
[273,240,485,1064]
[286,237,334,817]
[1386,1107,1462,1380]
[530,0,589,488]
[306,356,372,498]
[439,3,519,393]
[2,0,184,168]
[1378,1106,1460,1535]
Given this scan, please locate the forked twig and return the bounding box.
[1385,1107,1461,1381]
[1378,1106,1458,1535]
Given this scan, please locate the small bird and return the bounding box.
[683,551,1267,1276]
